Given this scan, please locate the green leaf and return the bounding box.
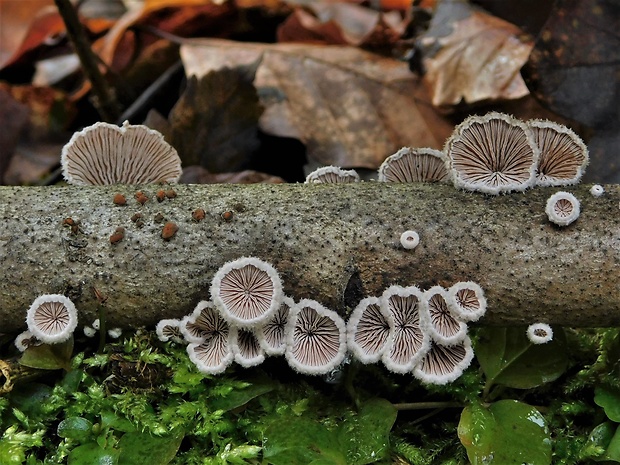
[580,422,617,461]
[210,380,274,412]
[118,431,184,465]
[595,386,620,422]
[0,440,26,465]
[19,338,74,371]
[458,400,552,465]
[476,326,567,389]
[262,416,346,465]
[8,383,52,421]
[339,398,397,465]
[58,417,94,443]
[603,425,620,462]
[100,411,137,433]
[68,442,120,465]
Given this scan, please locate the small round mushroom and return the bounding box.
[400,230,420,250]
[230,327,265,367]
[14,331,42,352]
[528,119,588,187]
[285,299,347,375]
[527,323,553,344]
[413,336,474,385]
[445,112,539,195]
[180,301,222,344]
[61,121,182,185]
[210,257,283,328]
[305,166,360,184]
[255,296,294,356]
[378,147,449,183]
[422,286,468,346]
[187,334,234,375]
[347,296,395,364]
[26,294,78,344]
[155,318,185,344]
[545,191,580,226]
[447,281,487,323]
[590,184,605,197]
[380,285,431,374]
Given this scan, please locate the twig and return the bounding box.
[393,401,464,411]
[116,60,184,125]
[53,0,121,122]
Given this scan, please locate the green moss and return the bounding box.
[1,326,620,464]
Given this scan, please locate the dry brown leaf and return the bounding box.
[277,3,406,48]
[181,39,453,169]
[97,0,236,72]
[417,0,533,109]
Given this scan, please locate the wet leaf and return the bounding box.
[277,3,406,48]
[458,400,552,465]
[580,422,617,461]
[68,442,120,465]
[476,326,567,389]
[338,398,397,465]
[181,39,453,169]
[595,386,620,422]
[168,60,263,172]
[8,383,53,421]
[57,417,94,443]
[210,379,274,411]
[118,431,183,465]
[19,337,74,371]
[417,0,533,109]
[262,416,346,465]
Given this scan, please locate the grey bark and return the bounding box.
[0,183,618,333]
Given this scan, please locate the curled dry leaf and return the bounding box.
[181,39,453,169]
[417,1,533,109]
[277,3,406,48]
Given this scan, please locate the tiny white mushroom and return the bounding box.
[445,112,539,195]
[590,185,605,197]
[346,296,395,364]
[14,331,41,352]
[255,296,294,356]
[381,285,431,374]
[107,328,123,339]
[180,301,224,344]
[305,166,360,184]
[230,327,265,367]
[285,299,347,375]
[527,323,553,344]
[378,147,449,183]
[447,281,487,323]
[156,319,184,343]
[421,286,468,346]
[26,294,78,344]
[545,191,580,226]
[61,121,182,185]
[83,326,97,338]
[400,230,420,250]
[211,257,283,328]
[413,336,474,385]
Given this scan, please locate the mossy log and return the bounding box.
[0,183,618,333]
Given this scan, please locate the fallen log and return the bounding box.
[0,183,618,332]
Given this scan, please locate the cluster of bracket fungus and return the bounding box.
[155,258,486,385]
[61,121,182,185]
